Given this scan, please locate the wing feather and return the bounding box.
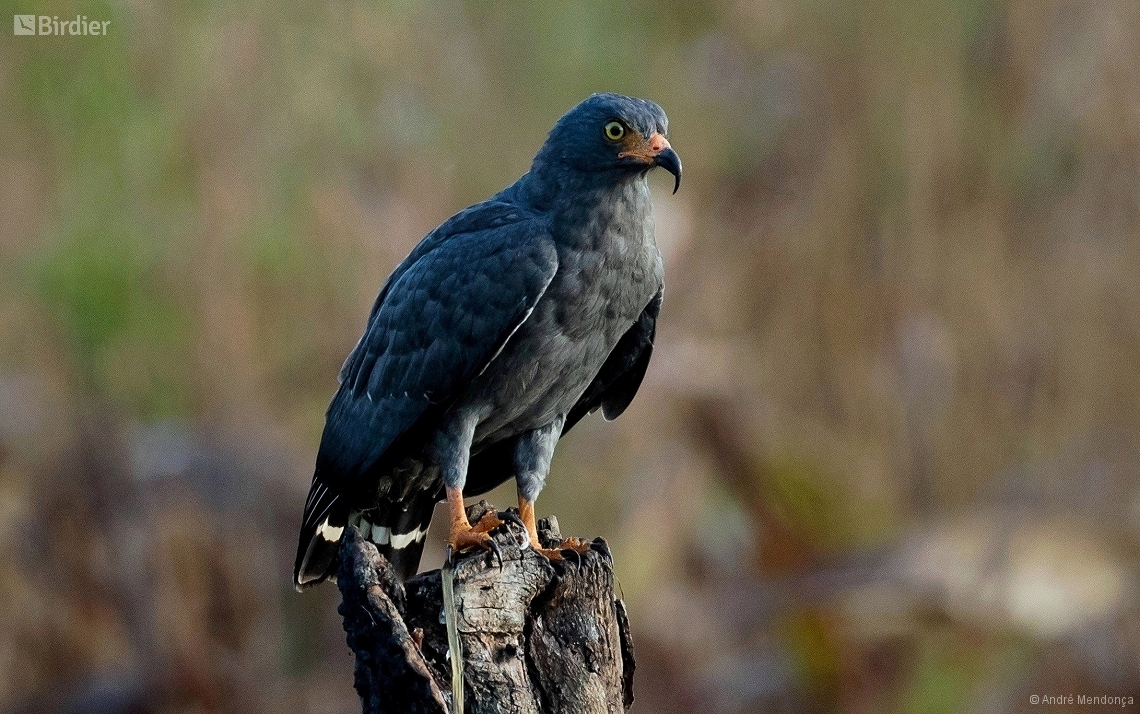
[301,207,557,535]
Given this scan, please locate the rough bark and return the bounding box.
[336,501,635,714]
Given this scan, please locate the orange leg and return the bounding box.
[518,498,541,547]
[446,486,495,552]
[518,495,591,560]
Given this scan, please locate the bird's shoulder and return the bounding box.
[377,198,556,329]
[405,193,545,266]
[436,194,540,237]
[337,195,552,386]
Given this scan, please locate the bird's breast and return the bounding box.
[465,187,662,440]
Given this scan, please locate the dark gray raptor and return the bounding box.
[294,93,680,587]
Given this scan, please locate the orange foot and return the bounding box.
[447,520,507,569]
[517,498,593,562]
[445,486,495,555]
[471,511,506,534]
[447,524,493,553]
[445,493,529,568]
[536,537,592,562]
[448,510,510,552]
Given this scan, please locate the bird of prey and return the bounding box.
[294,93,680,587]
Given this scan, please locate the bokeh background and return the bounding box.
[2,0,1140,711]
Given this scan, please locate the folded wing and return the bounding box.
[294,211,558,586]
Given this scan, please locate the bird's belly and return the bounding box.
[470,331,607,441]
[465,263,658,444]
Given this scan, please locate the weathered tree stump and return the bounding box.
[336,501,635,714]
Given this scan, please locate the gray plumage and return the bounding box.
[295,93,679,587]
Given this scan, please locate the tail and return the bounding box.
[294,482,350,589]
[369,505,433,582]
[294,483,434,588]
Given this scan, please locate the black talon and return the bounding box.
[561,547,582,569]
[487,538,503,571]
[495,511,529,548]
[498,511,527,533]
[445,544,455,566]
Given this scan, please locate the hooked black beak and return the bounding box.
[654,147,682,194]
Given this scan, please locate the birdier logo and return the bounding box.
[13,14,110,35]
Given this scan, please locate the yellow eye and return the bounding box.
[603,121,625,141]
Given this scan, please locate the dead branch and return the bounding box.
[336,501,635,714]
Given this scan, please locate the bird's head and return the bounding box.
[534,93,682,194]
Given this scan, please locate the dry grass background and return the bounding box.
[2,0,1140,711]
